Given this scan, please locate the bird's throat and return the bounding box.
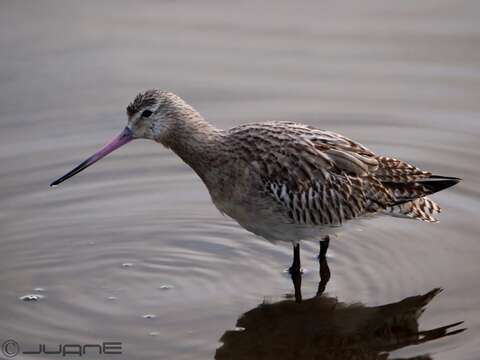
[161,115,226,184]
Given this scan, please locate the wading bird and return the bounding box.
[51,89,460,276]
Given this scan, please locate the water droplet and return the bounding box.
[121,263,134,268]
[19,294,45,301]
[148,332,159,336]
[142,314,156,319]
[282,268,307,274]
[107,296,117,301]
[158,284,173,290]
[33,287,45,292]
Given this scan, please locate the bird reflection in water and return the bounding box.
[216,244,464,360]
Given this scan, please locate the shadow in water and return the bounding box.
[216,250,465,360]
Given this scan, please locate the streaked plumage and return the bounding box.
[51,89,461,272]
[225,121,451,226]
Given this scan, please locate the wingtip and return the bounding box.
[418,175,462,194]
[429,175,462,183]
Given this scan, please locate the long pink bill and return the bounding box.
[50,127,133,187]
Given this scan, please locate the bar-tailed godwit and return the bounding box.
[51,89,461,275]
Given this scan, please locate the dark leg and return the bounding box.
[291,267,302,303]
[289,243,302,303]
[289,243,301,274]
[316,236,331,297]
[318,236,330,260]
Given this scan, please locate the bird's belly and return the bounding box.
[239,220,339,243]
[212,198,340,243]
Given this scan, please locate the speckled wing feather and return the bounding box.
[228,121,449,225]
[374,156,431,182]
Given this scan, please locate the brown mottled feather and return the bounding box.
[226,121,451,225]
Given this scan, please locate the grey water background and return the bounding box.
[1,0,479,359]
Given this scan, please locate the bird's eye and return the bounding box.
[141,110,153,118]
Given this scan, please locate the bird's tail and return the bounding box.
[385,196,442,222]
[383,175,461,222]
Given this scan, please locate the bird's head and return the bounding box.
[50,89,190,186]
[126,89,192,142]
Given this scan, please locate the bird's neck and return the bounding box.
[160,112,226,184]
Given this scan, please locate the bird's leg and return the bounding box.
[316,236,331,297]
[289,243,302,303]
[291,267,302,303]
[289,243,301,274]
[318,235,330,260]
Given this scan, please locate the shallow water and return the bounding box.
[1,1,479,359]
